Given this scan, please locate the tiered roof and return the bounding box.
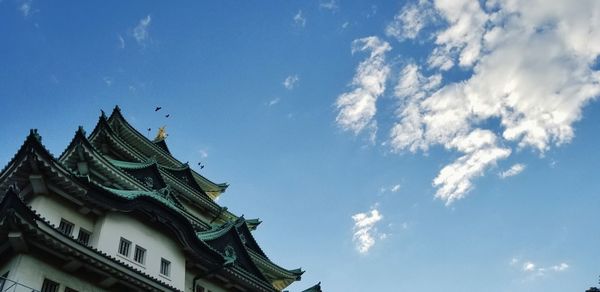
[0,107,304,292]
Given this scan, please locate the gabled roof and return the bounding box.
[0,129,87,198]
[58,127,151,191]
[106,106,228,199]
[198,218,303,290]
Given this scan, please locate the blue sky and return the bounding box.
[1,1,600,291]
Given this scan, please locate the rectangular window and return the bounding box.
[133,245,146,264]
[195,285,205,292]
[64,288,79,292]
[77,229,91,245]
[41,278,59,292]
[118,238,131,257]
[58,219,74,236]
[160,258,171,277]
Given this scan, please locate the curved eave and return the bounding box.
[107,106,182,168]
[58,128,150,191]
[0,130,88,196]
[247,249,304,282]
[235,219,268,257]
[108,158,221,214]
[107,106,228,198]
[160,164,207,193]
[199,221,271,284]
[198,219,302,290]
[87,113,148,163]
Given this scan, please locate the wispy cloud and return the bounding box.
[336,0,600,205]
[320,0,338,11]
[18,0,35,18]
[133,15,152,45]
[198,149,209,159]
[117,34,126,49]
[267,97,280,107]
[335,36,391,137]
[386,0,435,41]
[103,77,113,87]
[352,208,383,253]
[390,184,401,192]
[499,163,526,179]
[293,10,306,28]
[283,75,299,90]
[511,258,570,277]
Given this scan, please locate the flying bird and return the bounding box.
[155,107,162,111]
[197,162,204,169]
[165,114,170,118]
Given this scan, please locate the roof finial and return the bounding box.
[154,126,167,141]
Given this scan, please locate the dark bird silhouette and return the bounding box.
[165,114,170,118]
[197,162,204,169]
[155,107,162,111]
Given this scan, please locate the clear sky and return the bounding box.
[1,1,600,291]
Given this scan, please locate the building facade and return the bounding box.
[0,106,319,292]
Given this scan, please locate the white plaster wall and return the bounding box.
[6,254,107,292]
[184,270,227,292]
[28,193,96,240]
[94,212,186,291]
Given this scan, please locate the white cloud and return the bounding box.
[551,263,569,272]
[499,163,526,179]
[320,0,338,11]
[198,149,209,159]
[386,0,435,41]
[103,77,113,87]
[293,10,306,27]
[522,261,536,272]
[335,36,391,136]
[332,0,600,205]
[133,15,152,45]
[352,208,383,253]
[117,34,125,49]
[19,0,32,17]
[267,97,280,107]
[283,75,299,90]
[391,184,401,192]
[342,21,350,29]
[512,258,570,276]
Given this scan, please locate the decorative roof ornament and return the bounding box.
[223,245,237,264]
[154,126,167,141]
[143,177,154,188]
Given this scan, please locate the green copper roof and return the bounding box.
[107,158,157,170]
[102,186,183,213]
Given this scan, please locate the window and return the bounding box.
[118,238,131,257]
[160,258,171,277]
[58,219,74,236]
[41,278,59,292]
[195,285,205,292]
[77,229,91,245]
[133,245,146,264]
[64,288,79,292]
